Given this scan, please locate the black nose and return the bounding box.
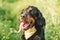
[22,15,25,18]
[21,14,26,18]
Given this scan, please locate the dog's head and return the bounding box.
[19,6,45,30]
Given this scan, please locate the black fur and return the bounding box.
[20,6,46,40]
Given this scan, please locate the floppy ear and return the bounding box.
[36,9,46,27]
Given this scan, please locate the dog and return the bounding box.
[19,6,46,40]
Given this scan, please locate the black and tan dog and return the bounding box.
[18,6,46,40]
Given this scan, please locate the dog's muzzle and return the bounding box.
[21,14,27,18]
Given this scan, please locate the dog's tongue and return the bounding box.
[23,21,28,27]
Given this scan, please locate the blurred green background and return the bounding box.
[0,0,60,40]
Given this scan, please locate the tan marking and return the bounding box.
[28,7,32,11]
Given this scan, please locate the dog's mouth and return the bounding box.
[20,14,31,27]
[20,20,31,30]
[22,21,29,27]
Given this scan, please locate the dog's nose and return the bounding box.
[22,15,25,18]
[21,14,26,18]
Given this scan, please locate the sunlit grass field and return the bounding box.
[0,0,60,40]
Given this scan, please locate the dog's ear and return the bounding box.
[36,9,46,27]
[36,17,45,27]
